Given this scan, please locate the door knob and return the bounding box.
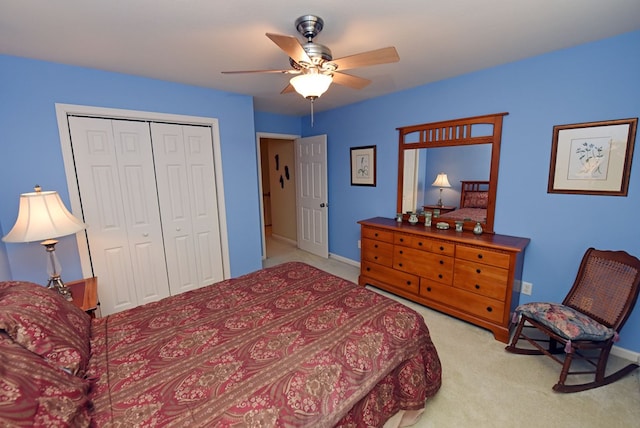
[320,202,328,208]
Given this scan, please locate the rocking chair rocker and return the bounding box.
[505,248,640,393]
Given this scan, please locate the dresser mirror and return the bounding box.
[396,113,508,234]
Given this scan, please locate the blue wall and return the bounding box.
[297,30,640,352]
[0,56,263,282]
[2,30,640,352]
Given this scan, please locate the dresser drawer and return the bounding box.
[362,238,394,267]
[394,246,453,284]
[362,226,394,243]
[456,245,511,269]
[453,259,509,301]
[394,233,455,256]
[361,261,419,294]
[419,279,505,324]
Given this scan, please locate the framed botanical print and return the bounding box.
[350,145,376,186]
[548,118,637,196]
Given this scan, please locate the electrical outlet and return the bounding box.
[357,239,361,249]
[522,281,533,296]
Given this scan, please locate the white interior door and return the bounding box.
[295,135,328,258]
[69,117,170,314]
[402,149,420,213]
[151,123,224,294]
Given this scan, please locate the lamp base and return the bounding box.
[41,239,73,301]
[46,275,73,301]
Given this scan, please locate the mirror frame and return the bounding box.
[396,112,508,234]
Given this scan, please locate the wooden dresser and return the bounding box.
[359,217,529,343]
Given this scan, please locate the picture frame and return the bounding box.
[350,145,376,186]
[548,118,637,196]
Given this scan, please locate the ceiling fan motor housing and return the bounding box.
[295,15,324,40]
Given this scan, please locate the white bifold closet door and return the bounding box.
[68,116,224,315]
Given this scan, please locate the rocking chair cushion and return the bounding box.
[515,302,616,342]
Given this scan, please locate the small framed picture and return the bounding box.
[548,118,637,196]
[350,145,376,186]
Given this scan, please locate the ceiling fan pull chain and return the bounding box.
[310,98,315,127]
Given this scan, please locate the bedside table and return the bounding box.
[423,205,457,215]
[66,277,99,318]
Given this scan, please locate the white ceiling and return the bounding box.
[2,0,639,116]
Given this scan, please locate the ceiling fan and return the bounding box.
[222,15,400,101]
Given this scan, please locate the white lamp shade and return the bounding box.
[432,173,451,188]
[290,73,333,99]
[2,190,86,243]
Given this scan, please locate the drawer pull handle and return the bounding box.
[374,244,378,248]
[439,246,444,251]
[427,287,432,292]
[439,260,444,265]
[399,263,403,267]
[374,256,378,260]
[375,233,379,237]
[366,267,371,271]
[418,242,423,246]
[399,250,403,254]
[476,269,481,274]
[438,274,443,279]
[486,307,493,313]
[406,281,412,286]
[475,284,480,289]
[400,238,404,242]
[477,254,483,259]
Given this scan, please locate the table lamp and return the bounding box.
[432,173,451,207]
[2,186,86,300]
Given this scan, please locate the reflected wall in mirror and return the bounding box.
[396,113,508,233]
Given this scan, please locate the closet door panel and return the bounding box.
[69,117,139,314]
[151,123,224,291]
[183,126,224,285]
[69,117,170,315]
[112,120,170,304]
[150,123,199,294]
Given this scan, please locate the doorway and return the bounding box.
[257,134,297,260]
[256,132,329,262]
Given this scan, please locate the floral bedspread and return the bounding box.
[440,207,487,223]
[88,262,441,427]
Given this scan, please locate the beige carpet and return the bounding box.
[264,236,640,427]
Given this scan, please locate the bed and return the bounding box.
[440,180,489,223]
[0,261,441,427]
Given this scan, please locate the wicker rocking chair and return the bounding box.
[505,248,640,393]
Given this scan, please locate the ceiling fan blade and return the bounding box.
[280,83,296,94]
[332,72,371,90]
[221,69,298,74]
[266,33,312,65]
[330,47,399,71]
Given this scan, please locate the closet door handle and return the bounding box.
[143,233,149,237]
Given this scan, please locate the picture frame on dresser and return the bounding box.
[350,145,376,186]
[548,118,637,196]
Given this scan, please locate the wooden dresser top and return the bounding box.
[359,217,530,253]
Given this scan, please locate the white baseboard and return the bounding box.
[328,253,360,268]
[612,345,640,364]
[270,234,297,246]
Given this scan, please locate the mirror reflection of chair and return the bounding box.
[505,248,640,393]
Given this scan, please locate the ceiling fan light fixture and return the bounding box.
[290,73,333,99]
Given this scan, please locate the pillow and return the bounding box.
[515,302,616,341]
[463,191,488,209]
[0,281,91,376]
[0,332,92,427]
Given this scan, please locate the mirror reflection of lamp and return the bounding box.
[432,173,451,207]
[2,185,86,300]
